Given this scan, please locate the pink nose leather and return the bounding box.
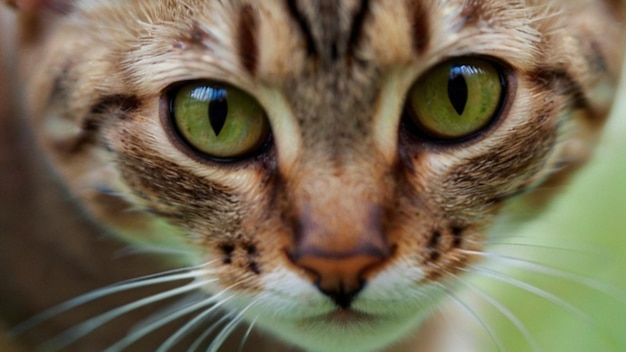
[289,204,391,307]
[294,248,388,294]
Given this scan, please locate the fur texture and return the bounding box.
[2,0,625,351]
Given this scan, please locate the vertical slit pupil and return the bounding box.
[208,89,228,136]
[448,65,469,116]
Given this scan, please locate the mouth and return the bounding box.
[309,308,380,328]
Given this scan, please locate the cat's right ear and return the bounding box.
[3,0,74,44]
[605,0,626,21]
[4,0,72,13]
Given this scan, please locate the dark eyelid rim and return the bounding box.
[401,56,516,149]
[160,80,275,169]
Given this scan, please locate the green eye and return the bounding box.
[406,58,505,140]
[170,82,270,160]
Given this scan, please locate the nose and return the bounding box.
[290,247,389,308]
[288,205,391,308]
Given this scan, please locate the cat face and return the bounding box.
[14,0,624,350]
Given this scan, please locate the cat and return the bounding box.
[1,0,625,351]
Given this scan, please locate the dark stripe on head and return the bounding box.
[64,94,140,153]
[588,41,608,74]
[528,67,589,111]
[238,5,259,75]
[346,0,371,57]
[285,0,318,57]
[90,94,141,117]
[410,1,430,55]
[459,1,480,26]
[174,21,215,51]
[48,60,75,114]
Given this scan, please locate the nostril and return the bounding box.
[319,282,364,309]
[289,251,387,308]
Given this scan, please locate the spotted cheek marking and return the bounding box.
[209,214,290,293]
[199,171,293,293]
[217,241,261,274]
[420,225,483,281]
[204,239,267,293]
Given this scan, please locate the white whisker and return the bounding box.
[457,277,540,352]
[154,297,231,352]
[206,315,244,352]
[106,294,226,352]
[40,277,217,351]
[154,280,252,352]
[187,313,235,352]
[131,290,209,331]
[463,250,626,304]
[238,314,259,352]
[436,283,505,352]
[466,265,592,325]
[114,244,194,258]
[481,235,598,250]
[10,263,214,337]
[479,239,598,256]
[207,297,262,352]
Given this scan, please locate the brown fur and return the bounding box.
[2,0,625,351]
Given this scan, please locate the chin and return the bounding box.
[251,306,431,352]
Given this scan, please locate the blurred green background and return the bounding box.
[457,73,626,351]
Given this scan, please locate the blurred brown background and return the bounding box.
[0,8,184,351]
